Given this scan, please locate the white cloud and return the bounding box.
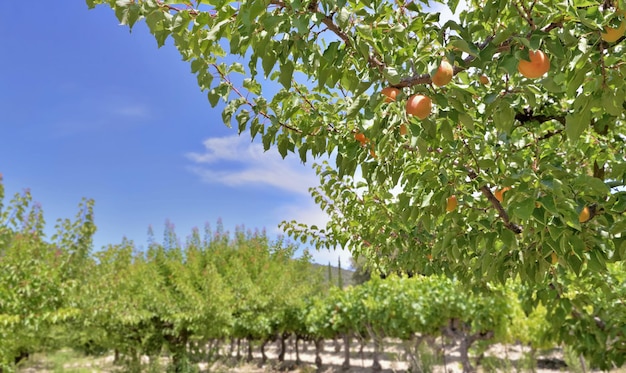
[186,135,319,195]
[186,135,352,265]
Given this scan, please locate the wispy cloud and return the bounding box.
[186,135,319,195]
[52,98,150,138]
[113,104,149,119]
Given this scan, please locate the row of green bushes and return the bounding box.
[1,181,625,372]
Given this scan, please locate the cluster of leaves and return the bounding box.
[307,275,515,372]
[85,2,626,368]
[1,176,625,370]
[0,176,95,371]
[88,0,626,285]
[72,221,322,371]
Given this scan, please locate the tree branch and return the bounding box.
[515,108,566,125]
[211,64,302,134]
[319,14,385,71]
[467,168,523,234]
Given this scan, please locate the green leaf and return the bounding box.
[207,89,220,107]
[277,136,289,158]
[565,108,590,142]
[510,199,536,221]
[262,50,278,78]
[279,60,294,89]
[449,38,479,57]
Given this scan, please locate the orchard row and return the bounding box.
[1,182,625,372]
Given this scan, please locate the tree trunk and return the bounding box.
[334,336,342,352]
[278,333,287,362]
[167,331,190,373]
[261,339,268,364]
[342,333,351,370]
[229,338,236,358]
[402,334,426,372]
[372,336,382,372]
[246,339,254,362]
[314,338,323,369]
[458,337,475,373]
[295,336,302,365]
[14,351,29,366]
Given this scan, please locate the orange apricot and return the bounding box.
[446,195,458,212]
[432,60,454,87]
[381,87,401,102]
[518,49,550,79]
[406,94,432,120]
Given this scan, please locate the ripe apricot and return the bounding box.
[399,123,408,136]
[579,206,591,223]
[432,60,454,87]
[381,87,400,102]
[601,20,626,42]
[494,187,511,203]
[354,132,367,145]
[446,195,458,212]
[406,94,432,119]
[517,49,550,79]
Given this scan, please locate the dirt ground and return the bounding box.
[18,338,622,372]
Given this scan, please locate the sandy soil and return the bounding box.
[18,338,611,372]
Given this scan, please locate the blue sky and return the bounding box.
[0,2,351,266]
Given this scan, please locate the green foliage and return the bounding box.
[86,0,626,285]
[86,0,626,366]
[0,179,95,370]
[0,174,623,369]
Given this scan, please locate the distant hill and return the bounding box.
[310,262,355,288]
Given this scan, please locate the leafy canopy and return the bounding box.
[87,0,626,283]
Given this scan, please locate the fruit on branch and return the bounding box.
[494,187,511,203]
[381,87,400,102]
[406,94,432,119]
[399,123,408,136]
[479,75,490,85]
[579,206,591,223]
[432,60,454,87]
[517,49,550,79]
[354,132,367,146]
[446,195,458,212]
[601,16,626,42]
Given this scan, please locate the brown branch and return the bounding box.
[394,18,564,89]
[270,0,385,71]
[515,0,535,30]
[468,168,523,234]
[394,36,496,88]
[211,64,302,134]
[319,15,385,71]
[515,109,566,125]
[156,0,201,16]
[522,129,564,150]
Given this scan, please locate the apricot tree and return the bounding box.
[88,1,626,284]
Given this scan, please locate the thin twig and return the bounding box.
[211,64,302,133]
[467,168,523,234]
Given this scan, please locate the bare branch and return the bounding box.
[467,168,523,234]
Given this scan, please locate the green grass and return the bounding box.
[18,349,116,373]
